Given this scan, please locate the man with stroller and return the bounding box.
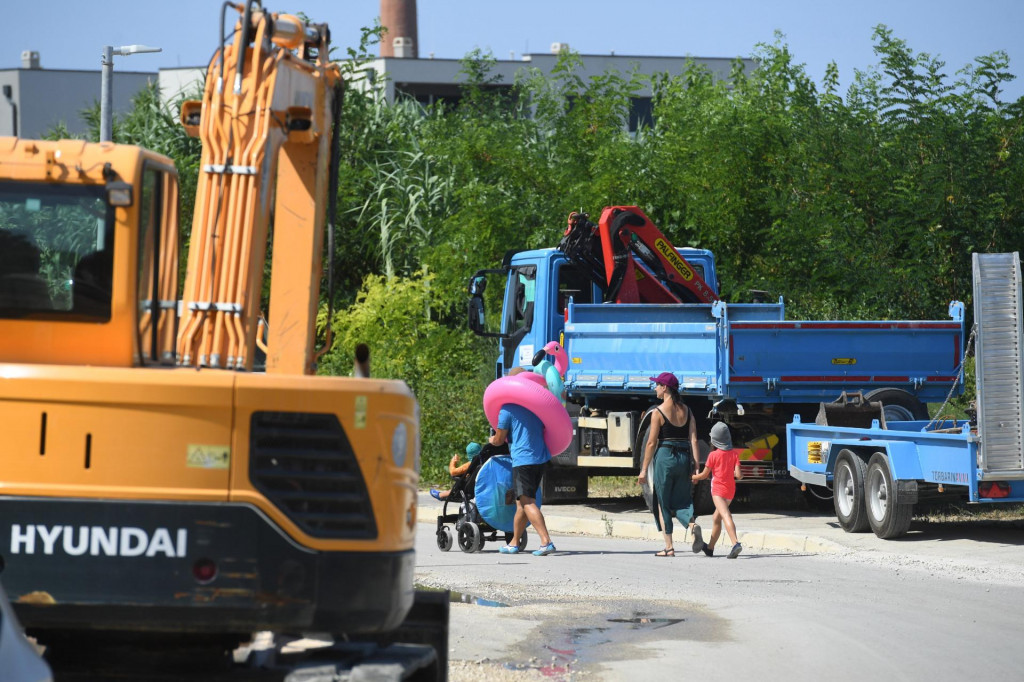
[491,403,557,556]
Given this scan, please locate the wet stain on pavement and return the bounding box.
[449,590,509,607]
[416,584,510,607]
[505,600,727,680]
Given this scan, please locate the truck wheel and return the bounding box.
[634,423,652,469]
[865,452,913,538]
[865,388,929,422]
[458,522,482,553]
[436,526,453,551]
[833,450,869,532]
[640,478,655,513]
[692,477,715,516]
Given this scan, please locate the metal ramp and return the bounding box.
[973,252,1024,479]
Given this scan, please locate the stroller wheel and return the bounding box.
[458,521,483,553]
[504,530,528,552]
[436,526,453,552]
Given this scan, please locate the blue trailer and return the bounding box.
[787,252,1024,538]
[470,244,965,507]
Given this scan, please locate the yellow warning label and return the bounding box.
[355,395,368,429]
[831,358,857,365]
[654,237,695,281]
[186,445,230,469]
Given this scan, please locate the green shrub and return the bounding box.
[318,272,494,483]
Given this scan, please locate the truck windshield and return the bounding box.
[0,182,113,320]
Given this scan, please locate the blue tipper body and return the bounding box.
[504,248,964,406]
[564,300,964,404]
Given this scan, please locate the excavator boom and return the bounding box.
[176,4,340,374]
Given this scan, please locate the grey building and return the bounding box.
[359,49,755,131]
[4,0,756,142]
[0,50,155,139]
[361,0,757,131]
[158,66,206,105]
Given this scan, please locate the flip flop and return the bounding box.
[654,548,675,557]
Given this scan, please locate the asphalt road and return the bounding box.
[416,494,1024,681]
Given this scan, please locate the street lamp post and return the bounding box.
[100,44,162,143]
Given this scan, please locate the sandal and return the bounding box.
[654,548,675,557]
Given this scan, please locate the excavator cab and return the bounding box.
[0,144,179,366]
[0,180,112,318]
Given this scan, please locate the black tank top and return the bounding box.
[656,406,690,441]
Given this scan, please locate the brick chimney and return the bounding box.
[380,0,418,58]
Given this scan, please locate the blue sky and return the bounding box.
[4,0,1022,101]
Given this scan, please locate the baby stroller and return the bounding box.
[435,443,532,553]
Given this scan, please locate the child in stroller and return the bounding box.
[434,440,519,553]
[430,441,486,501]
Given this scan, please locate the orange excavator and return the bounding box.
[0,2,443,677]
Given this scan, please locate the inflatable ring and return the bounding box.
[483,373,573,455]
[517,371,548,389]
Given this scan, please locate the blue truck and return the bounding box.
[468,207,965,509]
[787,252,1024,538]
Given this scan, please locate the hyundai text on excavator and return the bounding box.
[0,3,445,677]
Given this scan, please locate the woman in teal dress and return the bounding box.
[637,372,701,556]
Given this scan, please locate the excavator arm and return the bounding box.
[176,2,341,374]
[558,205,719,304]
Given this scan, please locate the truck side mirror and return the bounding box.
[468,296,486,334]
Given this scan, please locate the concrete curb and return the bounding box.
[541,514,846,553]
[419,496,845,554]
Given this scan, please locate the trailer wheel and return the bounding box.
[865,388,929,422]
[458,522,482,553]
[833,450,869,532]
[865,452,914,538]
[437,526,453,551]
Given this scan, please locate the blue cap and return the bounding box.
[466,442,482,458]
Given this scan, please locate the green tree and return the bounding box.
[318,272,492,482]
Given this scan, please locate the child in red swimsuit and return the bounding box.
[691,422,744,558]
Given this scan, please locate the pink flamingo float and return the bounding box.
[482,341,573,455]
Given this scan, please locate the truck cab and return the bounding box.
[469,247,718,380]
